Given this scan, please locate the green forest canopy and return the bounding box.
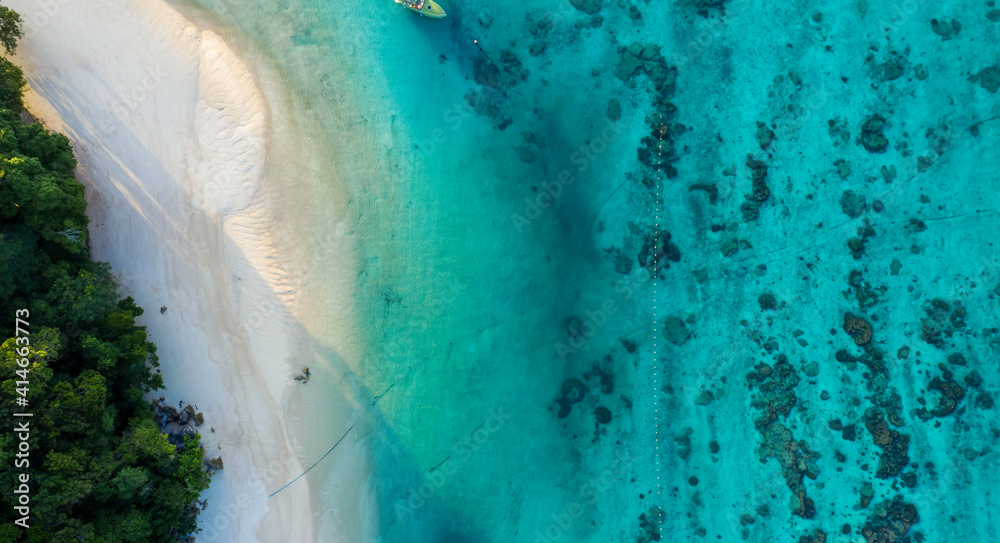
[0,9,212,542]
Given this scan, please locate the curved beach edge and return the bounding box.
[10,0,315,541]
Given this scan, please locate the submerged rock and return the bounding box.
[920,299,965,347]
[931,17,962,40]
[688,183,718,204]
[839,190,868,218]
[747,356,800,429]
[861,495,918,543]
[746,156,771,202]
[969,64,1000,93]
[560,378,588,403]
[555,398,571,418]
[861,115,889,152]
[569,0,602,15]
[916,374,965,419]
[755,121,775,150]
[679,0,727,17]
[594,406,612,424]
[638,230,681,275]
[798,530,827,543]
[758,293,777,311]
[662,316,691,346]
[880,57,905,81]
[843,313,873,346]
[473,58,501,88]
[637,506,665,541]
[863,408,910,478]
[606,98,621,121]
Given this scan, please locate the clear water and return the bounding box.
[170,0,654,540]
[172,0,1000,541]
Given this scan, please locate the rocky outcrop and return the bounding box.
[152,399,206,448]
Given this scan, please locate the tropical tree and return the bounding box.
[0,6,23,56]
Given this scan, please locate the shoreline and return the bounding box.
[9,0,323,540]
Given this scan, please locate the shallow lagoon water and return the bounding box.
[172,0,999,541]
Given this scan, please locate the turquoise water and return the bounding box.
[175,0,999,541]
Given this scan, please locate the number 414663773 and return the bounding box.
[14,309,30,401]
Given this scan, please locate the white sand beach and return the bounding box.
[9,0,324,540]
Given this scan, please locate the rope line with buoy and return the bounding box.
[268,424,355,499]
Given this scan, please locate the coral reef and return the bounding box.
[915,372,965,420]
[594,406,612,424]
[860,115,889,152]
[755,121,775,150]
[677,0,727,17]
[847,222,876,259]
[920,298,966,347]
[746,357,799,429]
[847,270,884,308]
[798,530,827,543]
[569,0,602,15]
[863,408,910,479]
[638,230,681,275]
[721,238,753,257]
[757,293,777,311]
[839,190,868,218]
[616,43,676,91]
[554,378,588,418]
[860,495,919,543]
[843,313,873,346]
[746,356,819,519]
[741,156,771,222]
[636,506,665,542]
[969,64,1000,92]
[930,17,962,40]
